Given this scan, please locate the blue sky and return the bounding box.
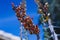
[0,0,44,40]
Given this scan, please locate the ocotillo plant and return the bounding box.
[35,0,51,40]
[12,0,40,40]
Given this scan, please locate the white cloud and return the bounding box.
[0,30,20,40]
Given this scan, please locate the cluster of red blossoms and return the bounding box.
[12,2,39,34]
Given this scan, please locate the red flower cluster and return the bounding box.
[12,2,40,34]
